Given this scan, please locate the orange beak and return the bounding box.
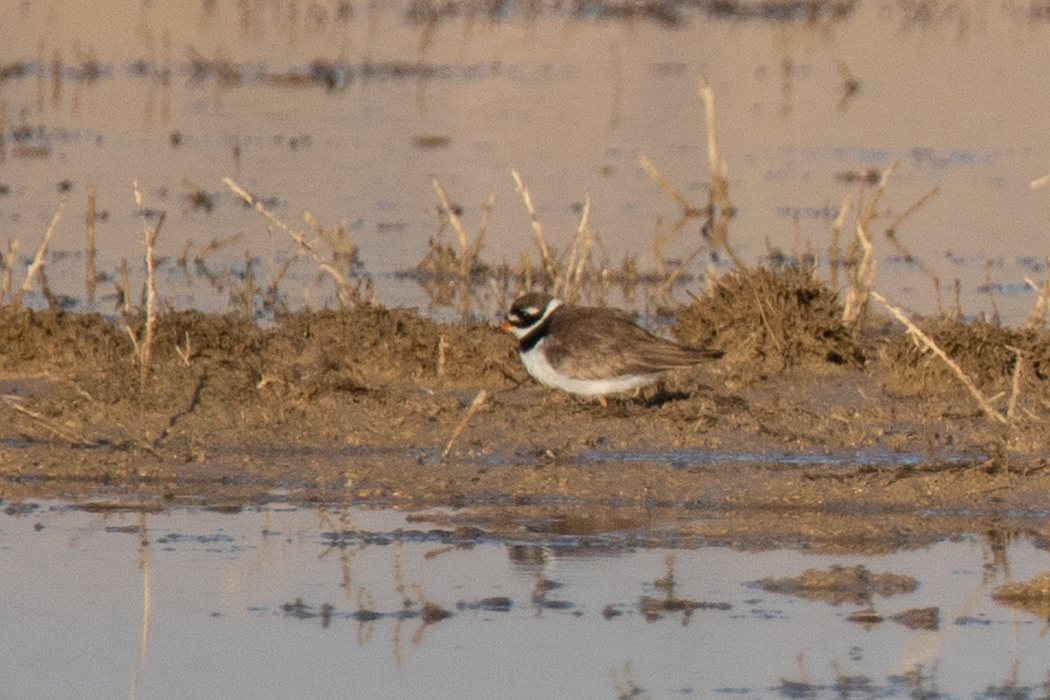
[501,321,513,332]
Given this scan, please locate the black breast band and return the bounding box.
[518,313,554,353]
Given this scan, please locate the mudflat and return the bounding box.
[2,266,1049,548]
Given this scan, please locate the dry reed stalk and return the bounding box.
[699,77,730,211]
[12,200,64,308]
[177,240,192,269]
[1,393,85,443]
[983,260,1001,324]
[1024,261,1050,328]
[442,389,487,459]
[436,335,448,378]
[194,233,243,266]
[129,511,152,700]
[434,180,470,274]
[175,332,192,366]
[842,163,897,328]
[879,186,941,310]
[698,78,744,271]
[306,213,360,270]
[884,186,939,236]
[120,258,131,314]
[861,162,897,221]
[638,151,744,277]
[638,155,700,214]
[475,195,495,258]
[85,186,97,308]
[660,244,704,305]
[239,249,255,319]
[649,214,699,303]
[651,215,690,276]
[841,214,875,328]
[431,179,491,279]
[753,286,784,353]
[265,253,300,304]
[1006,346,1023,420]
[0,100,6,165]
[872,291,1007,424]
[829,194,851,292]
[511,170,558,281]
[1,239,18,303]
[431,180,493,317]
[560,194,593,302]
[132,182,163,385]
[224,177,359,304]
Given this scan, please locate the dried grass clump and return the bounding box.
[884,316,1050,397]
[672,264,860,375]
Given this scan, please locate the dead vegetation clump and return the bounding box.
[883,316,1050,401]
[672,263,861,378]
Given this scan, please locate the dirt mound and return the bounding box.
[0,308,129,372]
[672,264,861,379]
[882,316,1050,404]
[268,307,515,387]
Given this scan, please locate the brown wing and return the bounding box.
[543,306,722,380]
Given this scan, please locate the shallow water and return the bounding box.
[3,500,1050,699]
[2,0,1050,323]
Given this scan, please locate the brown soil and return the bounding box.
[3,267,1050,549]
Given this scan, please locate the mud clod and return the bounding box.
[992,572,1050,618]
[753,565,918,606]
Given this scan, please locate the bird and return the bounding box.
[502,291,723,404]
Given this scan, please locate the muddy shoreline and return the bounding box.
[3,289,1050,548]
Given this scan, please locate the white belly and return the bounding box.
[520,341,658,397]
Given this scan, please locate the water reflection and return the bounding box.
[2,0,1050,322]
[1,500,1050,698]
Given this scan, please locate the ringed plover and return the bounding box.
[503,292,722,403]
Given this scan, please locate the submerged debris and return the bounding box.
[753,565,918,606]
[846,607,883,626]
[890,606,940,630]
[638,595,731,622]
[992,572,1050,618]
[456,596,513,612]
[420,601,453,623]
